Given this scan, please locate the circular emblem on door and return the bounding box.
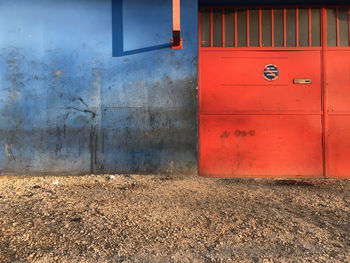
[263,64,279,81]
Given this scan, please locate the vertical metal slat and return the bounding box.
[259,8,262,47]
[223,8,225,47]
[199,9,202,47]
[296,8,299,47]
[234,8,237,47]
[210,8,213,47]
[247,9,250,47]
[284,8,287,47]
[348,8,350,46]
[336,8,340,47]
[272,8,275,47]
[309,8,312,47]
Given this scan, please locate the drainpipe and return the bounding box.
[171,0,182,49]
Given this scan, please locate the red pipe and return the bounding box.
[172,0,182,49]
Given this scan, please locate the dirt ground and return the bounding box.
[0,174,349,263]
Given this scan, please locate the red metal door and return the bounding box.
[324,8,350,178]
[199,7,330,178]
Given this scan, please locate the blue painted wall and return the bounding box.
[0,0,198,175]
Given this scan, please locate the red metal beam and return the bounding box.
[296,8,299,47]
[336,8,340,47]
[259,8,262,47]
[309,8,312,47]
[172,0,182,49]
[210,8,213,47]
[223,8,225,47]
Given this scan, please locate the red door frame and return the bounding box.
[198,6,350,178]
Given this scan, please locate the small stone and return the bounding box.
[107,175,115,181]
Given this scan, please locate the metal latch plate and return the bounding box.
[293,79,312,84]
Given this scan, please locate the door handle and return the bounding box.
[293,79,312,84]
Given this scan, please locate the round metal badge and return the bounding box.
[263,64,279,81]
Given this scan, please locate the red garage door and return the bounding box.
[199,7,350,178]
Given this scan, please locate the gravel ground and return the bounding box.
[0,174,349,263]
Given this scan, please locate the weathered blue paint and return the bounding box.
[0,0,198,175]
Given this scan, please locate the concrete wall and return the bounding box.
[0,0,198,175]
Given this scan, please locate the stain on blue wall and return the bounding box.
[0,0,198,175]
